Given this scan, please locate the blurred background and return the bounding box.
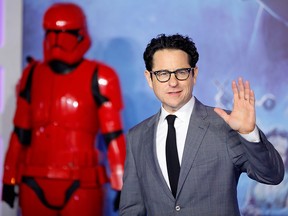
[1,0,287,215]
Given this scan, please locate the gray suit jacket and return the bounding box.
[119,98,284,216]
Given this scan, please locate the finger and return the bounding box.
[232,80,239,100]
[244,80,250,101]
[249,89,255,105]
[238,77,245,100]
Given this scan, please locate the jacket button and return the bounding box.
[175,205,181,211]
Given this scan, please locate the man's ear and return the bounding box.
[144,70,153,89]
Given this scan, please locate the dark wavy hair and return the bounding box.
[143,33,199,71]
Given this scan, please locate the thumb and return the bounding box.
[214,107,229,123]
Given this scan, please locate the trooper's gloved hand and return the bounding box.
[2,184,17,208]
[113,190,121,211]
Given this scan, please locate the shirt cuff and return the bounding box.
[238,126,260,143]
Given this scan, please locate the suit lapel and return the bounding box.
[177,99,210,197]
[143,112,176,200]
[142,99,211,200]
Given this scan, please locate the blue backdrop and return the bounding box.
[22,0,288,215]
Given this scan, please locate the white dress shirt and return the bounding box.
[156,96,260,189]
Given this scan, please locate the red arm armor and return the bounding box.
[96,62,126,190]
[3,61,37,185]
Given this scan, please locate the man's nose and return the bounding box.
[168,73,178,86]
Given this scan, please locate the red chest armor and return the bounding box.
[31,60,99,133]
[25,60,98,171]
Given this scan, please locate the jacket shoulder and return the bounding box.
[128,114,158,134]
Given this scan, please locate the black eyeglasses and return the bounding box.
[149,68,194,83]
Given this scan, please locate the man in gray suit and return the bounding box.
[119,34,284,216]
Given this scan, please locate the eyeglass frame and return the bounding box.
[149,67,194,83]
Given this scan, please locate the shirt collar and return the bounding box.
[159,96,195,124]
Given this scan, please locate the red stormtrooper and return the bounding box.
[1,3,126,216]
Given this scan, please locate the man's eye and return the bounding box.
[177,70,187,75]
[158,71,169,76]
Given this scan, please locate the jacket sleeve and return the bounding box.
[230,127,284,185]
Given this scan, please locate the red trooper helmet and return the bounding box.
[43,3,91,64]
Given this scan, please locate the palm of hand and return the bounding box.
[214,77,256,134]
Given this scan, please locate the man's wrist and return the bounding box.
[238,126,260,142]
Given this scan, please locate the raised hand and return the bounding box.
[214,77,256,134]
